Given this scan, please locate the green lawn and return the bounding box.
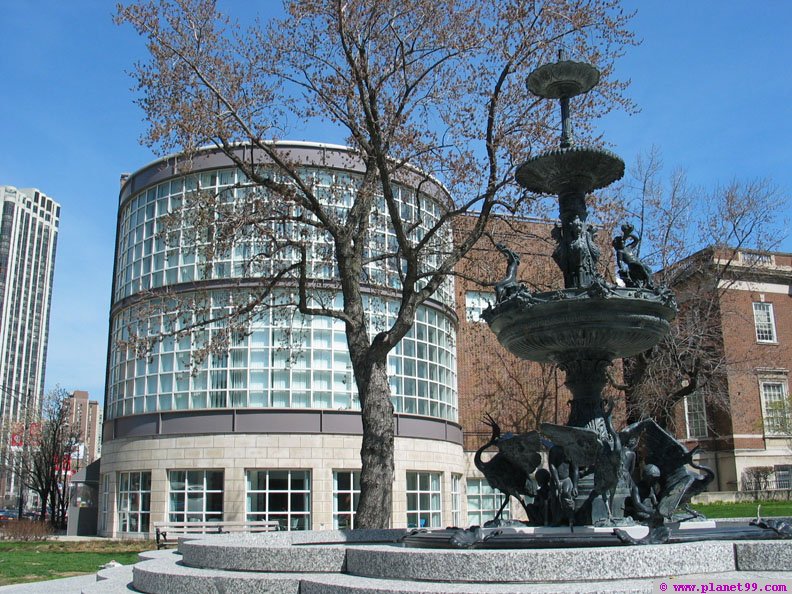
[691,500,792,519]
[0,540,153,586]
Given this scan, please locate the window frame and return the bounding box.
[753,302,778,343]
[332,470,360,530]
[99,473,110,532]
[466,477,509,526]
[774,465,792,489]
[117,470,152,533]
[464,291,494,323]
[405,471,442,529]
[684,392,708,439]
[760,377,790,436]
[451,474,462,528]
[168,469,224,523]
[246,469,311,531]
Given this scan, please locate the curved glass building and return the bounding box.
[99,143,464,536]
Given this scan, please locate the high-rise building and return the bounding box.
[0,186,60,503]
[66,390,102,469]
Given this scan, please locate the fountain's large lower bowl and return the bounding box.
[484,288,676,362]
[515,145,625,195]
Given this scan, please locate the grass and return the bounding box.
[0,540,153,586]
[691,500,792,519]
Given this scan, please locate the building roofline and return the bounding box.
[119,141,452,207]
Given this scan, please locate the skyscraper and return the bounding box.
[0,186,60,504]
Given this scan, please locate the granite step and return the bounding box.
[80,531,792,594]
[343,541,736,582]
[179,533,348,572]
[86,551,792,594]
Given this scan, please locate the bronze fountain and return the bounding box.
[403,54,791,548]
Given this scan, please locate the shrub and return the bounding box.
[0,519,54,541]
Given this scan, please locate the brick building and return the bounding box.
[669,248,792,491]
[454,221,791,496]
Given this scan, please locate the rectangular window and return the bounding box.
[168,470,224,523]
[753,302,777,343]
[99,473,110,532]
[451,474,462,527]
[118,471,151,533]
[684,392,707,439]
[246,470,311,530]
[406,471,441,529]
[775,465,791,489]
[464,291,494,323]
[466,477,509,526]
[333,470,360,530]
[761,379,790,435]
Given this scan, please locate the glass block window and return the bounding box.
[333,470,360,530]
[118,471,151,533]
[109,161,459,425]
[465,291,493,322]
[246,470,311,530]
[108,292,457,423]
[406,471,441,529]
[466,478,509,526]
[168,470,224,523]
[684,392,707,439]
[761,380,790,435]
[753,302,777,343]
[451,474,462,527]
[114,166,454,306]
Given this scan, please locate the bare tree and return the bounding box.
[20,388,79,527]
[606,150,786,429]
[116,0,636,527]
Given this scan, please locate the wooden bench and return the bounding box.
[154,520,280,549]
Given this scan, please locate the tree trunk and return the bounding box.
[38,489,49,522]
[353,357,395,529]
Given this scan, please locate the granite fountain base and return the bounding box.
[84,527,792,594]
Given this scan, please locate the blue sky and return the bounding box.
[0,1,790,403]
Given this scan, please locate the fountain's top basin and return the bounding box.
[527,59,601,99]
[483,286,677,363]
[516,145,624,195]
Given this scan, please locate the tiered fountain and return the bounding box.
[403,54,790,544]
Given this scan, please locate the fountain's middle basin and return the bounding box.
[485,287,676,362]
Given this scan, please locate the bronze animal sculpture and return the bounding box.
[474,414,541,523]
[494,243,522,302]
[619,419,715,521]
[542,400,625,523]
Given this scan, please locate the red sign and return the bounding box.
[7,421,40,447]
[54,455,71,473]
